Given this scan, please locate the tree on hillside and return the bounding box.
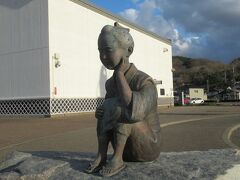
[208,71,226,90]
[172,56,240,92]
[190,67,208,86]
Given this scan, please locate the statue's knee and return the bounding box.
[133,121,149,129]
[115,123,132,136]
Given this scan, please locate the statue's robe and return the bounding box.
[99,63,161,161]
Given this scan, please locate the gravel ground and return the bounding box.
[0,149,240,180]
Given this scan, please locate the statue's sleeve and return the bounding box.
[105,78,114,99]
[126,78,158,122]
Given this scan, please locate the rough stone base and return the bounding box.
[0,149,240,180]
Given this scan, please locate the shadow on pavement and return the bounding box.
[25,151,96,173]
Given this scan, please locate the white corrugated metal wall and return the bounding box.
[0,0,173,108]
[0,0,50,100]
[48,0,173,100]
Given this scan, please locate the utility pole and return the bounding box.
[232,66,236,100]
[207,79,209,93]
[181,91,185,106]
[224,70,227,84]
[207,71,210,94]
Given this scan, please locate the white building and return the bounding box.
[189,88,207,100]
[0,0,173,116]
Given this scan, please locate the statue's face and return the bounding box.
[98,34,126,70]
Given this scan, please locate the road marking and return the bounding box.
[0,114,239,152]
[160,114,240,128]
[222,124,240,149]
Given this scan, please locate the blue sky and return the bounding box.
[89,0,140,13]
[89,0,240,63]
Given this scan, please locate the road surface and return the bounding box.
[0,106,239,162]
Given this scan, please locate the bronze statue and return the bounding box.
[85,22,161,177]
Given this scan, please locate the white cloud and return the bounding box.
[120,0,240,62]
[120,0,175,40]
[172,29,200,55]
[175,40,189,52]
[120,8,139,22]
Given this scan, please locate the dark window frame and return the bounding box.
[160,89,165,96]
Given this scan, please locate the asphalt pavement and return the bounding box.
[0,106,240,162]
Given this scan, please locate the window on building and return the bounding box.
[194,90,198,93]
[160,89,165,96]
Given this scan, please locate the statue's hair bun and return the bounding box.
[100,22,134,53]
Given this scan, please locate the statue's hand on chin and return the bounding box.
[115,58,129,74]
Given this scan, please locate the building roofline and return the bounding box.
[70,0,172,45]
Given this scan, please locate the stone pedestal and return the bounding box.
[1,149,240,179]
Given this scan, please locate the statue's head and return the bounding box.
[98,22,134,70]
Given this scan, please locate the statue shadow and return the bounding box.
[0,151,110,177]
[24,151,97,173]
[98,65,108,98]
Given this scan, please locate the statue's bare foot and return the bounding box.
[99,159,126,177]
[85,155,106,174]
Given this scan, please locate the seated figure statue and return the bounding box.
[85,22,161,177]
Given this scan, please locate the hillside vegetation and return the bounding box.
[173,56,240,91]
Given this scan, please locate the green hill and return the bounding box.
[172,56,240,91]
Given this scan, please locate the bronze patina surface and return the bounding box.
[85,22,161,177]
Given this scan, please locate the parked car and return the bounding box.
[189,98,204,104]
